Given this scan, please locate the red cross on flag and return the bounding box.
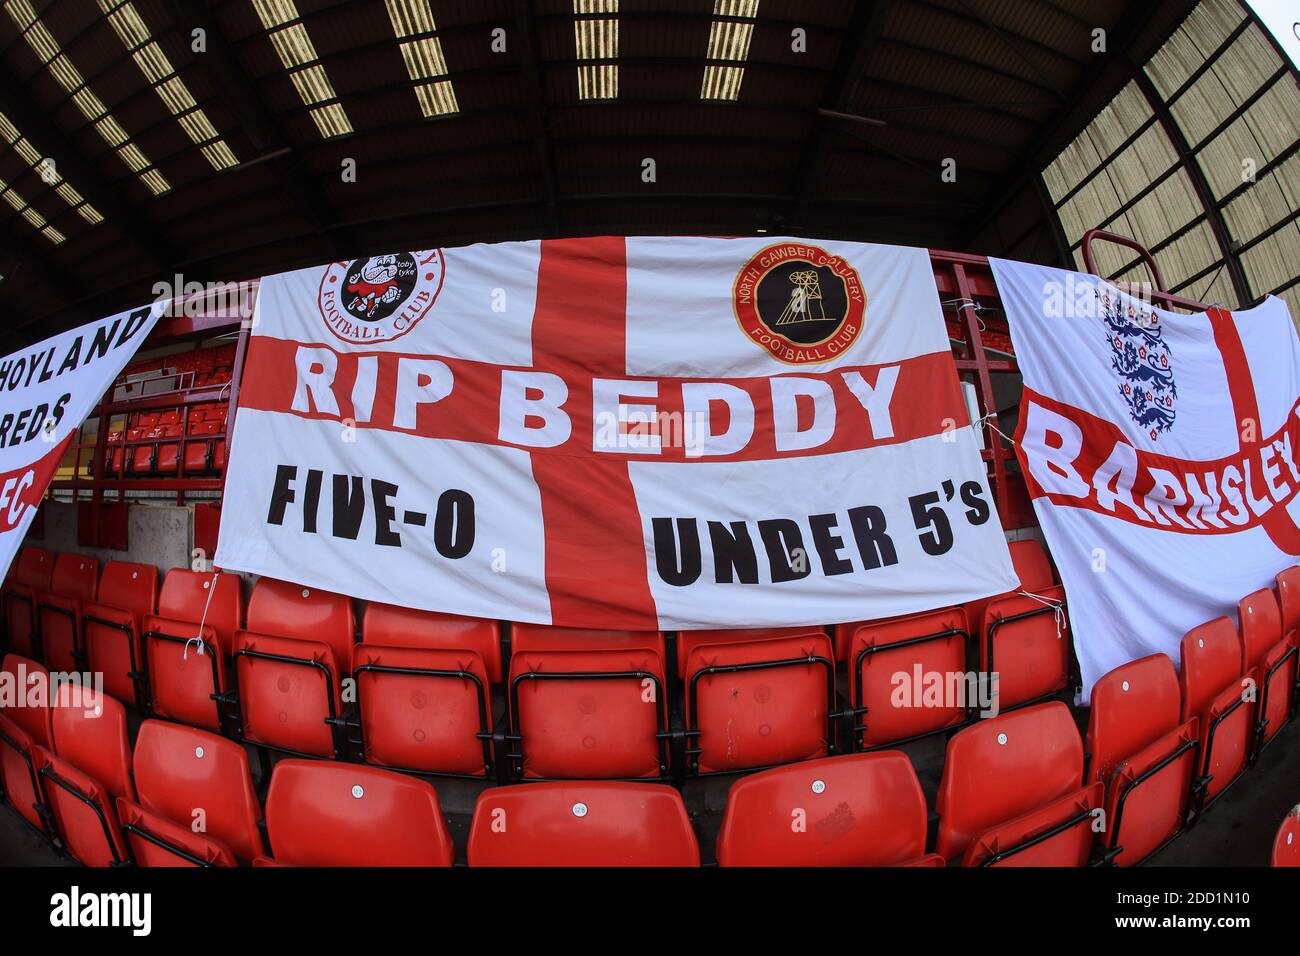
[217,237,1018,630]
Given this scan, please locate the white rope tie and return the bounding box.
[183,571,221,660]
[1017,589,1066,639]
[976,412,1016,446]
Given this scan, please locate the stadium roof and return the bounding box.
[2,0,1292,350]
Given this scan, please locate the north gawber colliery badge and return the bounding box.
[732,242,866,364]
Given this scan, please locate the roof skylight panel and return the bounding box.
[4,0,171,194]
[385,0,460,117]
[701,0,759,101]
[574,0,618,100]
[251,0,354,137]
[99,0,239,170]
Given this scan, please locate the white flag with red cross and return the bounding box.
[992,256,1300,698]
[215,237,1018,629]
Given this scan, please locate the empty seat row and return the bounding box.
[0,540,1072,785]
[1083,573,1300,866]
[0,676,263,867]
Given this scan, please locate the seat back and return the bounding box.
[96,561,158,621]
[234,630,341,757]
[11,547,53,590]
[247,577,355,671]
[156,569,243,654]
[716,751,927,866]
[1179,617,1242,723]
[509,645,667,779]
[132,719,264,862]
[363,603,502,682]
[685,632,835,773]
[936,701,1083,861]
[468,781,698,866]
[0,653,51,747]
[845,606,970,747]
[48,553,97,603]
[1274,806,1300,867]
[40,554,92,605]
[83,562,157,706]
[353,643,492,775]
[48,682,135,802]
[264,760,453,866]
[1239,588,1283,671]
[1276,567,1300,640]
[1086,654,1181,786]
[979,584,1070,709]
[1008,539,1054,591]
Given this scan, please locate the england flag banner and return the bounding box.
[992,257,1300,698]
[0,303,162,579]
[215,237,1017,629]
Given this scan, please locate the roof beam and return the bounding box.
[164,0,353,259]
[790,0,891,225]
[515,0,560,237]
[0,229,90,346]
[0,59,177,273]
[959,0,1184,248]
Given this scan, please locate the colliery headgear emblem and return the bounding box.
[733,242,866,364]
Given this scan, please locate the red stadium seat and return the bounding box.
[0,712,48,834]
[47,682,135,804]
[121,719,264,866]
[38,684,134,867]
[352,604,499,775]
[36,553,98,672]
[1276,567,1300,641]
[935,701,1086,864]
[715,751,932,866]
[1085,654,1197,866]
[233,578,354,758]
[684,629,835,774]
[840,606,972,749]
[143,570,243,732]
[468,781,698,866]
[3,547,53,659]
[1179,617,1253,808]
[263,759,453,866]
[976,584,1070,711]
[1274,806,1300,867]
[508,624,669,779]
[962,539,1069,711]
[82,561,158,709]
[0,653,52,747]
[1239,589,1296,752]
[962,538,1054,633]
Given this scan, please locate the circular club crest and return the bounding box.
[318,249,444,344]
[732,243,866,364]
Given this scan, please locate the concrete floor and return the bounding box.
[3,704,1296,867]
